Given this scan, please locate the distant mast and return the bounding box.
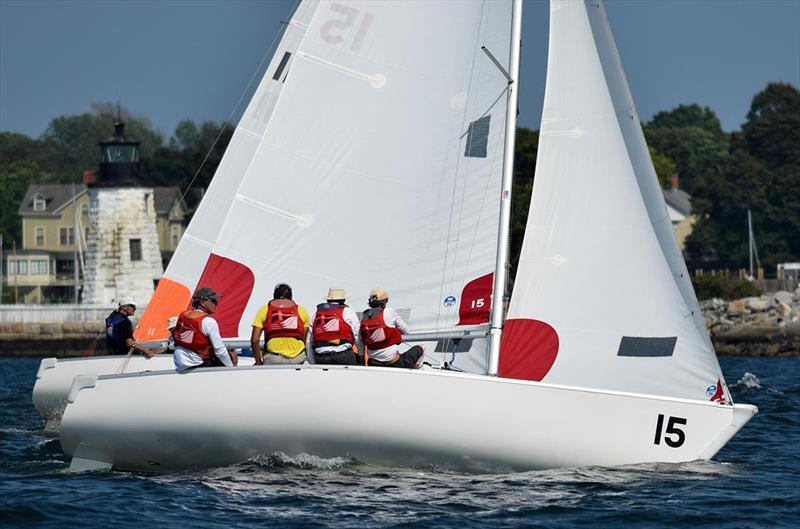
[747,209,761,280]
[82,117,164,306]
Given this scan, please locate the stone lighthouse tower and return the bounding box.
[82,119,163,305]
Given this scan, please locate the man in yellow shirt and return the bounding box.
[250,283,310,365]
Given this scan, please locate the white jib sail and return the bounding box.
[203,0,513,372]
[503,0,727,402]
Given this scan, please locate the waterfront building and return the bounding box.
[3,125,186,304]
[663,173,695,251]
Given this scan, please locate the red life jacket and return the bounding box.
[360,308,403,350]
[312,303,354,345]
[263,299,305,340]
[172,309,212,358]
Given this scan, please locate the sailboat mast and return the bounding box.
[488,0,523,376]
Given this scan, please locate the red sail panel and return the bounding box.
[499,318,559,381]
[193,254,255,338]
[458,273,493,326]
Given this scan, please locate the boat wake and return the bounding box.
[731,372,788,395]
[243,452,359,470]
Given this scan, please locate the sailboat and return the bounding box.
[51,0,756,472]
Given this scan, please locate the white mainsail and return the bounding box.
[136,0,320,340]
[501,0,726,402]
[176,0,513,371]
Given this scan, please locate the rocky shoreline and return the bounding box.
[702,288,800,356]
[2,289,800,357]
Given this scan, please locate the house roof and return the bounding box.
[153,186,181,215]
[18,184,183,217]
[663,188,692,217]
[18,184,88,216]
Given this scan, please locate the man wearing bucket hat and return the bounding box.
[360,287,424,368]
[309,287,361,365]
[173,287,237,372]
[104,296,156,357]
[250,283,310,365]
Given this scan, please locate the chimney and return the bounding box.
[671,172,680,191]
[83,170,97,185]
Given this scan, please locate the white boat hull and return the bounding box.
[60,365,756,472]
[32,355,255,428]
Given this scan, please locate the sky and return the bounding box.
[0,0,798,141]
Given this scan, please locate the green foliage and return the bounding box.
[509,127,538,280]
[691,273,762,301]
[686,83,800,271]
[649,104,723,134]
[743,82,800,170]
[649,147,676,188]
[0,159,53,245]
[643,122,729,198]
[40,102,164,181]
[146,120,232,208]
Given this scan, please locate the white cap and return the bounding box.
[118,296,136,308]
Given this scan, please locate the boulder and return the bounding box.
[727,299,747,315]
[745,297,772,312]
[774,291,794,306]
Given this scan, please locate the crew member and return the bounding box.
[310,287,360,365]
[105,296,156,357]
[250,283,310,365]
[173,287,237,373]
[360,287,423,368]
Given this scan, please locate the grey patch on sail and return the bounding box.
[273,52,292,81]
[464,115,490,158]
[397,308,411,321]
[617,336,677,357]
[435,338,472,353]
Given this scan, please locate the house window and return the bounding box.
[35,226,45,246]
[30,259,48,275]
[33,195,46,211]
[81,204,89,217]
[130,239,142,261]
[9,260,28,275]
[171,225,180,246]
[59,227,74,246]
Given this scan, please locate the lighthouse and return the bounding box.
[82,119,163,305]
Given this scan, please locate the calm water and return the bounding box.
[1,356,797,529]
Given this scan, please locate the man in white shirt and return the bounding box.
[310,287,361,365]
[173,287,238,373]
[360,287,423,368]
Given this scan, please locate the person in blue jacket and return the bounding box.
[105,296,156,357]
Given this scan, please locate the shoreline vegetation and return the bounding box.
[2,288,798,358]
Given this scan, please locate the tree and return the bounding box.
[649,104,723,135]
[649,146,677,189]
[0,160,53,245]
[509,127,539,281]
[644,119,729,198]
[685,83,800,270]
[146,120,233,206]
[40,103,164,181]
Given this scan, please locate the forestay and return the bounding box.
[500,0,728,402]
[139,0,514,374]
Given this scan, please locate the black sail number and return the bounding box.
[654,414,687,448]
